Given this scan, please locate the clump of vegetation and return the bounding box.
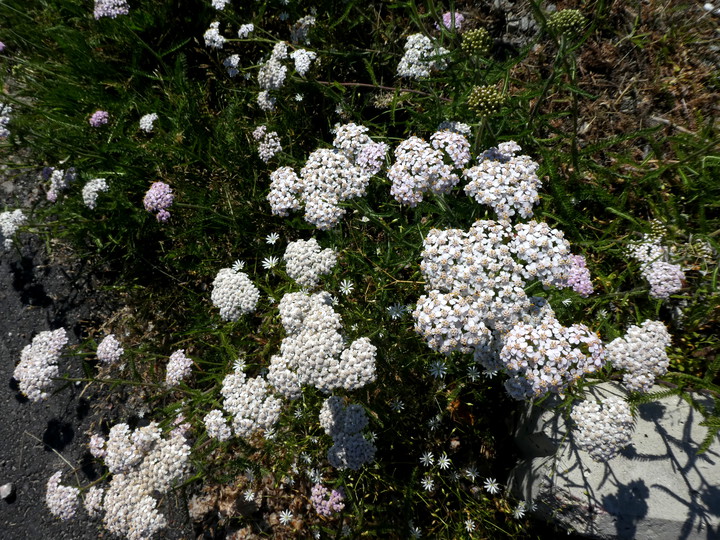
[0,0,718,538]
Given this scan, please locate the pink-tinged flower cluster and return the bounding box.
[310,483,345,516]
[436,12,465,31]
[93,0,129,19]
[89,110,109,127]
[143,182,174,222]
[565,255,593,297]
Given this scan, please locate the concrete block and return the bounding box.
[508,382,720,539]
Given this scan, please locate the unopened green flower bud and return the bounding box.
[461,28,492,56]
[547,9,586,37]
[467,85,505,117]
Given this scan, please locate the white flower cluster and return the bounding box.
[89,433,107,458]
[139,112,158,133]
[203,409,232,441]
[238,23,254,39]
[82,178,109,209]
[0,102,12,138]
[284,238,337,287]
[437,120,472,135]
[290,49,317,76]
[211,267,260,321]
[290,15,316,44]
[333,122,387,176]
[84,486,104,518]
[267,292,377,397]
[388,134,466,206]
[100,423,190,539]
[223,54,240,77]
[221,372,282,438]
[0,209,26,249]
[211,0,229,9]
[46,167,77,202]
[252,125,282,162]
[268,129,373,229]
[46,471,80,521]
[571,396,634,461]
[96,334,124,365]
[258,41,288,90]
[644,261,684,299]
[500,315,605,400]
[463,142,541,219]
[397,33,449,79]
[14,328,68,402]
[320,396,376,470]
[413,220,575,370]
[257,90,276,112]
[166,349,193,386]
[626,232,684,299]
[204,21,226,49]
[606,320,671,392]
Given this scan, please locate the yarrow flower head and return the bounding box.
[626,231,684,299]
[311,483,345,516]
[204,21,226,49]
[571,396,634,461]
[166,349,193,386]
[252,125,282,162]
[606,320,671,392]
[283,238,337,288]
[14,328,68,402]
[397,33,449,79]
[221,372,282,438]
[143,181,174,222]
[89,110,109,127]
[82,178,109,210]
[211,267,260,321]
[564,255,594,297]
[268,292,376,397]
[0,102,12,139]
[203,409,231,441]
[0,209,26,249]
[99,422,191,538]
[238,23,254,39]
[46,471,80,520]
[96,334,124,366]
[463,142,541,219]
[211,0,229,9]
[223,54,240,77]
[436,12,465,31]
[139,112,158,133]
[320,396,376,470]
[388,134,465,206]
[94,0,129,19]
[268,126,376,229]
[45,167,77,202]
[290,49,317,77]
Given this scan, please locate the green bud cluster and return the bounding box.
[461,28,492,56]
[467,85,505,117]
[547,9,586,37]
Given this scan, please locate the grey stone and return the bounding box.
[508,382,720,539]
[0,482,14,500]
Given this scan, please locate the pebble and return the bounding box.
[0,483,15,500]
